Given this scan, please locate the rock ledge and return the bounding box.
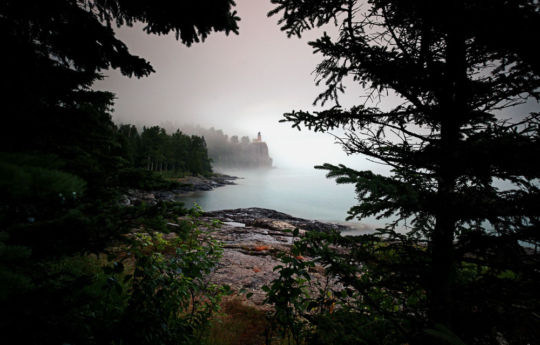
[198,208,349,306]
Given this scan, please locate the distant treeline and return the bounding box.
[117,125,212,176]
[178,125,273,168]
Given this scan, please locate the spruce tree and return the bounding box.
[0,1,238,344]
[1,0,239,156]
[270,0,540,342]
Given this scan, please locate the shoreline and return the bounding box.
[173,173,240,193]
[124,188,362,306]
[204,207,352,233]
[122,173,239,206]
[195,207,347,306]
[123,172,377,234]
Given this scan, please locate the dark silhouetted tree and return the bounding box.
[0,1,238,344]
[241,136,251,145]
[270,0,540,343]
[0,0,239,158]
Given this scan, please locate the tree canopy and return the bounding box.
[0,1,238,344]
[269,0,540,343]
[1,0,239,152]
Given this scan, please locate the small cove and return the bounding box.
[176,167,382,234]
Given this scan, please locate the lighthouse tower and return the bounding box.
[257,131,262,142]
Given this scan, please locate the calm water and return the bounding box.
[177,167,380,233]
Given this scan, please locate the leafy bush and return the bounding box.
[0,203,230,345]
[120,212,230,345]
[264,228,540,344]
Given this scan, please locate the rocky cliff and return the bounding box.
[176,125,273,169]
[214,141,272,168]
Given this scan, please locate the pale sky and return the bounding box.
[93,0,536,171]
[93,0,394,171]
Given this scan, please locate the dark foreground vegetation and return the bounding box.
[0,0,237,344]
[264,0,540,344]
[1,0,539,345]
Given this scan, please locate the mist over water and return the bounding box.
[91,0,402,234]
[177,167,380,233]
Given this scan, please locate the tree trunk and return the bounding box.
[431,181,457,325]
[430,0,466,328]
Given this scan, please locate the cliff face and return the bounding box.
[251,142,272,167]
[176,125,273,169]
[211,140,273,168]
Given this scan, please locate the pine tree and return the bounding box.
[0,2,238,343]
[1,0,239,158]
[270,0,540,342]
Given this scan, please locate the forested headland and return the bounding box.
[117,124,213,177]
[178,125,273,169]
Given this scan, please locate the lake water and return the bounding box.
[177,167,381,233]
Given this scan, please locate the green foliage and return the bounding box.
[425,325,467,345]
[117,125,213,178]
[0,232,33,303]
[119,212,230,345]
[264,230,314,344]
[1,203,229,345]
[264,230,422,345]
[116,167,181,190]
[0,1,238,343]
[0,160,86,201]
[269,0,540,343]
[0,250,127,345]
[264,228,540,344]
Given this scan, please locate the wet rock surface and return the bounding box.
[205,207,350,233]
[122,174,238,206]
[173,174,238,193]
[198,208,350,306]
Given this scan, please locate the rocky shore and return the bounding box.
[174,174,239,193]
[122,173,238,206]
[204,207,350,233]
[123,181,350,306]
[196,208,350,306]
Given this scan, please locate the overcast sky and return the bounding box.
[93,0,394,170]
[93,0,536,171]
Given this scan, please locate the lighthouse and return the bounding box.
[257,131,262,142]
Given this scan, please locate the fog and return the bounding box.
[92,0,396,173]
[92,0,536,174]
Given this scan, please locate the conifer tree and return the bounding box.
[0,2,238,343]
[270,0,540,341]
[1,0,239,157]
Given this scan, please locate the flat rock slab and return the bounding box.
[205,207,351,233]
[211,248,281,305]
[197,208,349,306]
[200,220,293,306]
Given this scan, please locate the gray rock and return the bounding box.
[120,174,239,206]
[205,207,351,233]
[154,191,175,201]
[189,210,348,306]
